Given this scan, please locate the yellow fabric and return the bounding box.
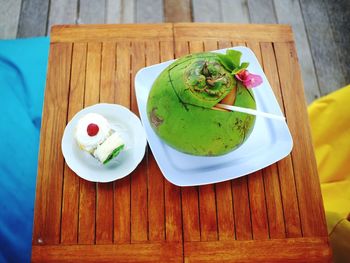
[308,85,350,262]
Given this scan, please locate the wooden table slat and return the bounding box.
[130,153,148,242]
[114,175,131,244]
[277,156,303,237]
[228,41,254,241]
[32,242,183,263]
[174,40,201,243]
[164,180,183,242]
[51,24,173,43]
[32,237,330,263]
[78,42,101,244]
[215,40,238,241]
[245,42,270,240]
[146,41,166,241]
[95,42,117,244]
[113,41,132,244]
[180,160,201,239]
[262,164,286,239]
[231,176,252,240]
[61,42,87,244]
[184,237,331,263]
[100,42,116,103]
[259,44,287,239]
[85,42,102,107]
[130,42,148,242]
[247,170,269,239]
[159,40,183,243]
[130,41,149,242]
[274,42,328,237]
[33,43,72,245]
[174,23,293,42]
[215,180,235,240]
[191,40,219,242]
[199,184,218,241]
[259,41,303,238]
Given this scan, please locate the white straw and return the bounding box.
[216,103,285,121]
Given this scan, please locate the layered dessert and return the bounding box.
[75,113,124,164]
[147,49,262,156]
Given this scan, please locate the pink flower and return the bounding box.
[235,70,263,88]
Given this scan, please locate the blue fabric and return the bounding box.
[0,37,49,263]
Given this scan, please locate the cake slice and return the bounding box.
[75,112,125,164]
[94,132,125,164]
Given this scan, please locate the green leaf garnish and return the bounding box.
[226,50,242,68]
[217,50,249,75]
[217,54,234,72]
[241,62,249,69]
[103,144,125,165]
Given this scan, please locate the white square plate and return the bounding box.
[135,46,293,186]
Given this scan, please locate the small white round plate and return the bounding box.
[62,103,147,183]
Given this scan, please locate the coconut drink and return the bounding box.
[147,50,262,156]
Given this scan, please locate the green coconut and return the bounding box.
[147,51,256,156]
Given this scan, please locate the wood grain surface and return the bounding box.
[17,0,49,37]
[164,0,191,22]
[32,23,331,262]
[60,42,86,244]
[31,237,330,263]
[184,237,331,263]
[113,41,132,244]
[32,42,72,245]
[32,242,183,262]
[0,0,21,38]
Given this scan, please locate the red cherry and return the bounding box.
[87,123,99,136]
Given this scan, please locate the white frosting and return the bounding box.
[75,113,111,152]
[94,132,124,163]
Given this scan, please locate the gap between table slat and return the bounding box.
[159,40,183,243]
[204,39,235,242]
[32,42,73,245]
[78,42,102,244]
[145,41,166,241]
[228,41,253,241]
[130,41,148,242]
[274,42,328,237]
[114,41,132,243]
[216,40,237,241]
[259,42,302,238]
[175,40,201,242]
[61,42,87,244]
[196,40,219,242]
[95,42,116,244]
[244,42,270,240]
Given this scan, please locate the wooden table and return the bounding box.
[32,23,331,262]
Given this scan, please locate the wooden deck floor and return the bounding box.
[1,0,349,104]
